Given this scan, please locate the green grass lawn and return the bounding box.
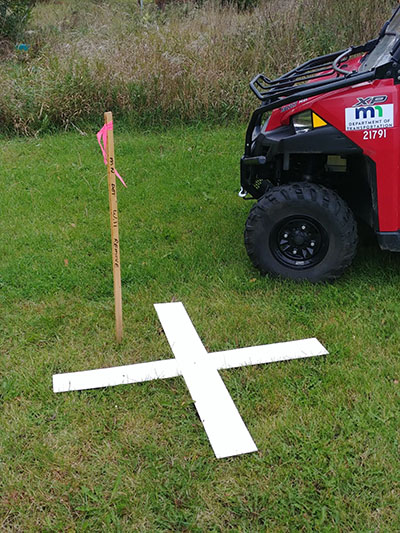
[1,124,400,531]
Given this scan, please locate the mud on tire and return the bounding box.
[244,183,358,282]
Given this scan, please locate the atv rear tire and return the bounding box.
[244,183,358,282]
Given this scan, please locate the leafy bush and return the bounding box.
[0,0,33,42]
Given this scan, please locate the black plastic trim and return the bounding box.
[365,157,379,231]
[266,125,362,159]
[377,231,400,251]
[240,125,362,195]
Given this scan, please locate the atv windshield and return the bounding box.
[359,8,400,72]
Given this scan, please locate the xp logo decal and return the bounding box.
[346,95,393,131]
[352,95,388,107]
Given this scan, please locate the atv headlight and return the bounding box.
[292,111,313,134]
[292,111,328,134]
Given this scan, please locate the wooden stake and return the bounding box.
[104,111,123,343]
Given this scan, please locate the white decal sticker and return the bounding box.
[345,103,394,131]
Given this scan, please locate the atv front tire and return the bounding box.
[244,183,358,282]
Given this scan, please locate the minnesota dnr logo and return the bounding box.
[345,103,394,131]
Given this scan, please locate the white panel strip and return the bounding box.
[53,340,327,394]
[52,358,180,393]
[154,302,258,459]
[211,338,328,370]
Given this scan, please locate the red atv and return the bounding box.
[241,7,400,282]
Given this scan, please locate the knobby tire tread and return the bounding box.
[244,183,358,282]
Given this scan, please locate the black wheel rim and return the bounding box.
[270,216,329,269]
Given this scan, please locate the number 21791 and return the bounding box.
[363,129,387,140]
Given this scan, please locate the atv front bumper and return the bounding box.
[241,124,362,198]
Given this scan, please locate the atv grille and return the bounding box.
[253,178,264,190]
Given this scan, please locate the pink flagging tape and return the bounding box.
[96,121,127,187]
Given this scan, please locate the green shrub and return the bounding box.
[0,0,33,42]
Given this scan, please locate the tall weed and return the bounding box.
[1,0,394,135]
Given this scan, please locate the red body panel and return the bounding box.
[265,59,400,231]
[313,80,400,231]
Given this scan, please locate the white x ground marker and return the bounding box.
[53,302,328,458]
